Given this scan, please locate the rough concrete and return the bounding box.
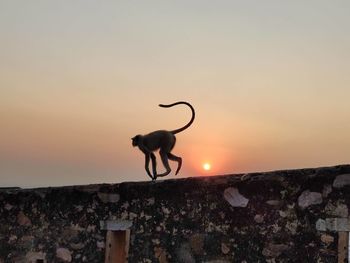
[1,164,350,262]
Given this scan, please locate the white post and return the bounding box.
[348,231,350,262]
[315,218,350,263]
[100,220,132,263]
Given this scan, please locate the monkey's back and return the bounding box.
[143,130,176,152]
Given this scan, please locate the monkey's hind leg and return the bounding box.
[157,150,172,177]
[167,153,182,175]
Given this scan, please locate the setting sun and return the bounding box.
[203,163,211,171]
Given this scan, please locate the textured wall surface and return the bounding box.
[1,165,350,262]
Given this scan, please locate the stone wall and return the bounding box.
[1,164,350,262]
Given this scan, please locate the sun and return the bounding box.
[203,163,211,171]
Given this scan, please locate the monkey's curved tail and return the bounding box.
[158,101,195,135]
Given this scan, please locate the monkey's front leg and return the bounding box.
[150,153,157,180]
[144,154,154,180]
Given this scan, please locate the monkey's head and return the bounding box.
[131,135,141,147]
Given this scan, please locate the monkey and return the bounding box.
[132,101,195,180]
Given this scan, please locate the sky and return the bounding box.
[1,1,350,188]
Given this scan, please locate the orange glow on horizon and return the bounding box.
[181,142,234,177]
[203,163,211,171]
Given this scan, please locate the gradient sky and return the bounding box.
[1,1,350,188]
